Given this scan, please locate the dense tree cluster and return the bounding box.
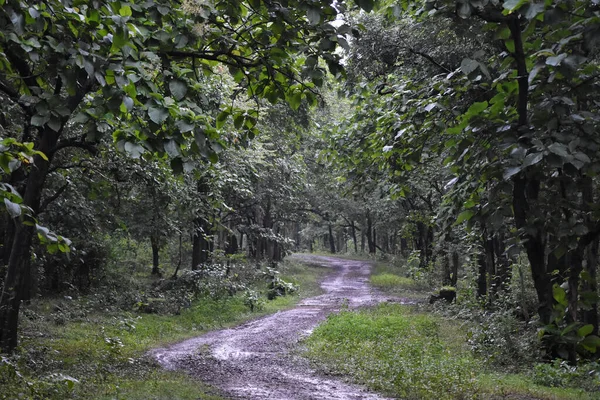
[2,0,600,368]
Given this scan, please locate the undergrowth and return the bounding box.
[303,303,598,399]
[0,258,327,400]
[303,303,478,399]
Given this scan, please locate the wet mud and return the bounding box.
[151,255,411,400]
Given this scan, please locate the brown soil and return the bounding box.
[150,255,414,400]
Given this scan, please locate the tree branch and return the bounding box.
[408,48,452,73]
[51,137,98,156]
[39,182,70,214]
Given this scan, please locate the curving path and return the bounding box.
[151,255,410,400]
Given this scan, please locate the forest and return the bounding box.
[1,0,600,399]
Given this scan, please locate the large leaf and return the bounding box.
[164,139,180,158]
[503,0,526,11]
[3,198,21,218]
[148,106,169,124]
[356,0,374,12]
[455,210,475,225]
[460,58,479,75]
[307,8,320,25]
[169,80,187,101]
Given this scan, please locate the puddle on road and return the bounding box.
[150,255,402,400]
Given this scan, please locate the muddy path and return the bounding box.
[151,255,412,400]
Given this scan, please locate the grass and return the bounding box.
[303,303,479,399]
[1,258,329,400]
[303,301,599,399]
[301,256,600,399]
[368,261,430,301]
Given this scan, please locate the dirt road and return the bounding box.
[151,255,406,400]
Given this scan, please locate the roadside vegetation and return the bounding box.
[304,254,600,400]
[3,0,600,399]
[0,256,325,400]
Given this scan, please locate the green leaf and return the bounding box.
[164,139,180,158]
[524,3,545,20]
[148,106,169,124]
[112,28,127,53]
[47,116,62,132]
[124,142,145,159]
[119,5,132,17]
[175,119,194,133]
[553,284,567,306]
[169,80,187,101]
[357,0,374,12]
[548,143,569,158]
[307,8,320,25]
[216,110,230,129]
[466,101,488,116]
[578,324,594,338]
[581,335,600,352]
[31,114,49,127]
[546,54,567,67]
[503,0,525,12]
[4,198,21,218]
[522,152,543,168]
[455,210,475,225]
[122,96,134,111]
[289,92,302,111]
[503,166,522,180]
[457,2,472,19]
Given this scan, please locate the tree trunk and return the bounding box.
[328,223,336,254]
[400,237,408,256]
[150,234,160,276]
[0,128,57,353]
[451,250,459,287]
[360,229,365,253]
[441,249,451,286]
[493,231,511,292]
[483,229,496,300]
[191,217,211,270]
[225,233,238,255]
[584,239,599,335]
[351,222,357,253]
[582,177,598,335]
[477,248,487,298]
[366,212,376,254]
[513,176,553,325]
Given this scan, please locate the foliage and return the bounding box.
[532,359,600,392]
[304,303,478,399]
[370,273,417,289]
[265,267,298,300]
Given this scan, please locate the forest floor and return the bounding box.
[150,255,412,400]
[150,255,598,400]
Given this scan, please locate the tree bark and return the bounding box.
[584,239,599,335]
[328,223,336,254]
[366,212,376,254]
[0,127,57,353]
[191,217,211,270]
[150,234,160,276]
[350,222,357,253]
[451,250,459,287]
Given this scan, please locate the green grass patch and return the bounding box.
[369,262,429,300]
[370,273,417,289]
[303,303,596,400]
[3,259,328,400]
[304,303,477,399]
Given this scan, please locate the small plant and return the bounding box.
[265,268,297,300]
[243,289,264,312]
[533,359,600,390]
